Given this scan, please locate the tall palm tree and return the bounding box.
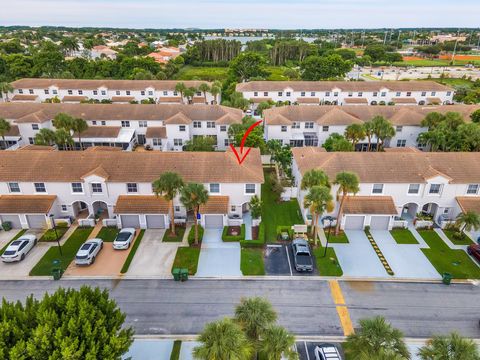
[363,121,374,152]
[455,211,480,239]
[152,172,184,236]
[334,171,360,235]
[184,87,197,104]
[417,332,480,360]
[193,318,252,360]
[344,316,410,360]
[344,123,366,149]
[175,82,187,104]
[198,83,211,104]
[259,325,298,360]
[71,118,89,150]
[180,183,209,246]
[303,185,333,245]
[55,128,74,150]
[421,112,445,130]
[0,118,11,150]
[34,128,56,146]
[53,112,74,131]
[300,169,330,190]
[0,82,13,102]
[372,116,395,151]
[210,84,221,105]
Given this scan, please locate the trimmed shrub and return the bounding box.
[241,222,265,248]
[188,225,204,246]
[222,224,246,242]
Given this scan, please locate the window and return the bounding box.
[372,184,384,194]
[381,92,386,97]
[348,92,353,97]
[305,122,314,129]
[278,92,283,97]
[34,183,46,193]
[396,139,407,147]
[431,91,436,96]
[29,89,34,94]
[68,90,73,95]
[141,91,145,96]
[116,90,121,95]
[91,183,103,193]
[281,126,287,132]
[325,91,330,97]
[292,122,300,129]
[396,126,403,132]
[93,90,98,95]
[209,183,220,193]
[175,206,180,212]
[127,183,138,193]
[71,183,83,193]
[395,92,401,97]
[193,121,201,128]
[92,121,97,125]
[254,92,258,96]
[421,91,426,96]
[322,126,329,132]
[174,139,183,146]
[220,125,227,132]
[408,184,420,194]
[443,208,450,215]
[163,91,168,96]
[32,124,39,130]
[358,92,363,97]
[467,184,479,195]
[231,205,236,212]
[429,184,441,194]
[179,125,186,132]
[333,92,338,97]
[196,91,202,96]
[245,184,256,194]
[8,182,20,193]
[61,205,68,212]
[52,89,58,95]
[152,138,162,146]
[78,90,83,95]
[263,92,268,97]
[406,92,411,97]
[301,92,305,97]
[101,121,106,126]
[447,91,452,96]
[207,121,215,128]
[311,92,316,96]
[101,90,106,96]
[148,91,154,96]
[139,121,147,128]
[28,137,34,144]
[224,139,229,146]
[44,89,49,95]
[286,92,291,97]
[126,91,131,96]
[373,92,378,97]
[121,121,130,128]
[18,89,23,94]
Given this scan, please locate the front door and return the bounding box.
[137,134,146,145]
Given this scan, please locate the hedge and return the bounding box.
[188,225,204,245]
[276,225,294,240]
[222,224,246,242]
[241,222,265,248]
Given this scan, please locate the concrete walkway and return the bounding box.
[179,341,199,360]
[123,339,174,360]
[433,228,468,250]
[243,212,252,240]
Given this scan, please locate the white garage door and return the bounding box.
[26,214,47,229]
[146,215,165,229]
[1,215,22,229]
[204,215,223,229]
[120,215,141,228]
[370,216,391,230]
[344,215,365,230]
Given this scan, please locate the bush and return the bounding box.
[188,225,204,246]
[241,222,265,247]
[2,221,12,231]
[222,224,246,242]
[276,225,293,240]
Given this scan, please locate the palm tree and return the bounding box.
[53,112,74,131]
[0,118,11,150]
[334,171,360,235]
[0,82,13,102]
[344,316,410,360]
[455,211,480,239]
[210,83,221,105]
[193,318,252,360]
[71,118,89,150]
[363,121,374,152]
[152,172,184,236]
[421,112,445,130]
[175,82,187,104]
[259,325,298,360]
[344,123,366,149]
[184,87,197,104]
[372,116,395,151]
[198,83,211,104]
[303,185,333,245]
[300,169,330,190]
[34,128,56,146]
[55,129,74,150]
[180,183,209,246]
[417,332,480,360]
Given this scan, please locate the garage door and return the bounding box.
[0,215,22,229]
[120,215,140,228]
[204,215,223,229]
[26,215,47,229]
[370,216,391,230]
[146,215,165,229]
[344,215,365,230]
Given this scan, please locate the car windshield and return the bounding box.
[76,254,88,259]
[3,250,16,256]
[80,244,91,251]
[116,232,130,242]
[297,252,310,256]
[10,240,22,247]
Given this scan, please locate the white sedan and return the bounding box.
[113,228,136,250]
[75,238,103,265]
[1,234,37,262]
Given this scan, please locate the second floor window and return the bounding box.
[139,121,147,128]
[127,183,138,193]
[292,122,300,129]
[467,184,479,195]
[91,183,103,193]
[207,121,215,128]
[179,125,186,132]
[396,139,406,147]
[372,184,384,194]
[193,121,201,128]
[429,184,441,194]
[396,126,403,132]
[322,126,329,132]
[34,183,46,193]
[121,121,130,128]
[220,125,227,132]
[152,138,162,146]
[245,184,256,194]
[305,122,314,129]
[71,182,83,193]
[408,184,420,194]
[209,183,220,193]
[8,182,20,193]
[281,126,287,132]
[32,124,39,130]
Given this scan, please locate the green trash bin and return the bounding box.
[180,268,189,281]
[172,268,181,281]
[442,272,452,285]
[51,259,63,280]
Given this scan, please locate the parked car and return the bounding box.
[1,235,37,262]
[291,238,313,272]
[467,244,480,263]
[314,344,342,360]
[75,238,103,265]
[113,228,136,250]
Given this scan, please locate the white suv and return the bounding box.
[75,238,103,265]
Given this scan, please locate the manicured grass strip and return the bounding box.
[241,247,265,275]
[188,225,204,246]
[29,227,94,276]
[324,230,349,244]
[172,247,200,275]
[39,227,69,242]
[96,227,120,242]
[419,230,480,279]
[312,246,343,276]
[0,229,27,254]
[443,229,474,246]
[170,340,182,360]
[162,227,186,242]
[390,229,419,244]
[120,230,145,274]
[365,231,394,276]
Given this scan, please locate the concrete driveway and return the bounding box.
[128,229,182,277]
[196,228,241,277]
[179,341,199,360]
[123,339,174,360]
[370,230,440,279]
[330,230,387,278]
[0,229,21,249]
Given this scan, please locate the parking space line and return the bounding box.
[285,245,293,276]
[304,341,310,360]
[328,280,354,336]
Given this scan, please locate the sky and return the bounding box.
[1,0,479,29]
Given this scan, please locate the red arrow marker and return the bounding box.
[230,119,263,165]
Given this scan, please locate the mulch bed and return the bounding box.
[227,226,241,236]
[252,226,259,240]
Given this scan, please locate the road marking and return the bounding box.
[328,280,354,336]
[304,341,310,360]
[328,280,345,305]
[285,245,293,276]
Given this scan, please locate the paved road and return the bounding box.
[0,279,478,338]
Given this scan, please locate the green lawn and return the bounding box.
[0,229,27,254]
[39,226,69,242]
[312,246,343,276]
[96,227,120,242]
[324,230,349,243]
[172,247,201,275]
[262,168,304,243]
[241,247,265,275]
[433,78,476,89]
[175,66,229,81]
[120,230,145,273]
[418,230,480,279]
[390,229,419,244]
[442,229,474,246]
[265,66,289,81]
[29,227,94,276]
[163,227,186,242]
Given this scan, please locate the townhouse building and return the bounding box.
[263,105,479,150]
[292,147,480,231]
[237,81,454,108]
[0,147,263,230]
[8,79,218,105]
[0,103,242,151]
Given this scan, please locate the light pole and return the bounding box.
[322,215,335,258]
[49,214,62,256]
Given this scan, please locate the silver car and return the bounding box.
[113,228,136,250]
[1,234,37,262]
[75,238,103,265]
[314,344,342,360]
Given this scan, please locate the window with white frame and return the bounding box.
[381,92,386,97]
[141,91,145,96]
[101,90,106,95]
[467,184,479,195]
[254,92,258,96]
[207,121,215,128]
[245,184,256,194]
[281,126,287,132]
[193,121,201,128]
[406,92,411,97]
[127,183,138,193]
[286,92,291,97]
[91,183,103,193]
[139,121,147,128]
[116,90,121,95]
[292,122,300,129]
[209,183,220,193]
[174,139,183,146]
[372,184,384,194]
[148,91,153,96]
[301,92,305,97]
[231,205,236,212]
[220,125,227,132]
[61,205,68,212]
[8,182,20,193]
[278,92,283,97]
[34,183,46,193]
[396,126,403,132]
[93,90,98,95]
[311,92,316,96]
[395,92,401,96]
[358,92,363,97]
[429,184,442,194]
[348,92,353,97]
[196,91,202,96]
[44,89,49,94]
[421,91,426,96]
[447,91,452,96]
[396,139,406,147]
[333,92,338,97]
[263,92,268,96]
[152,138,162,146]
[121,121,130,127]
[28,89,33,94]
[164,91,168,96]
[101,121,106,126]
[32,124,39,130]
[431,91,436,96]
[408,184,420,194]
[325,91,330,97]
[18,89,23,94]
[52,89,58,95]
[92,121,97,125]
[126,91,131,95]
[179,125,186,132]
[322,126,329,132]
[224,139,229,146]
[305,122,314,129]
[373,92,378,97]
[68,90,73,95]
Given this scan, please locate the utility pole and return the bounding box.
[452,39,458,65]
[397,30,401,48]
[383,31,387,45]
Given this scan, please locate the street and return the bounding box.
[0,279,478,338]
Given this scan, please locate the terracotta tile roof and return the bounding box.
[114,195,169,214]
[11,94,38,101]
[145,127,167,138]
[427,97,442,104]
[193,97,206,104]
[158,97,182,103]
[319,107,363,125]
[81,165,110,180]
[456,197,480,214]
[296,98,320,104]
[0,195,56,214]
[19,145,54,151]
[343,196,397,214]
[111,96,135,103]
[392,97,418,104]
[292,147,480,184]
[73,126,121,138]
[0,147,264,184]
[388,108,425,126]
[85,146,122,152]
[16,110,50,123]
[343,98,368,104]
[267,114,292,125]
[250,97,272,103]
[62,96,87,102]
[199,196,229,214]
[5,125,19,137]
[383,147,420,153]
[164,112,191,124]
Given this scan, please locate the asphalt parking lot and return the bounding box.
[296,341,344,360]
[264,244,318,276]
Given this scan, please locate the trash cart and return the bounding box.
[51,259,63,280]
[442,272,452,285]
[172,268,181,281]
[180,268,189,281]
